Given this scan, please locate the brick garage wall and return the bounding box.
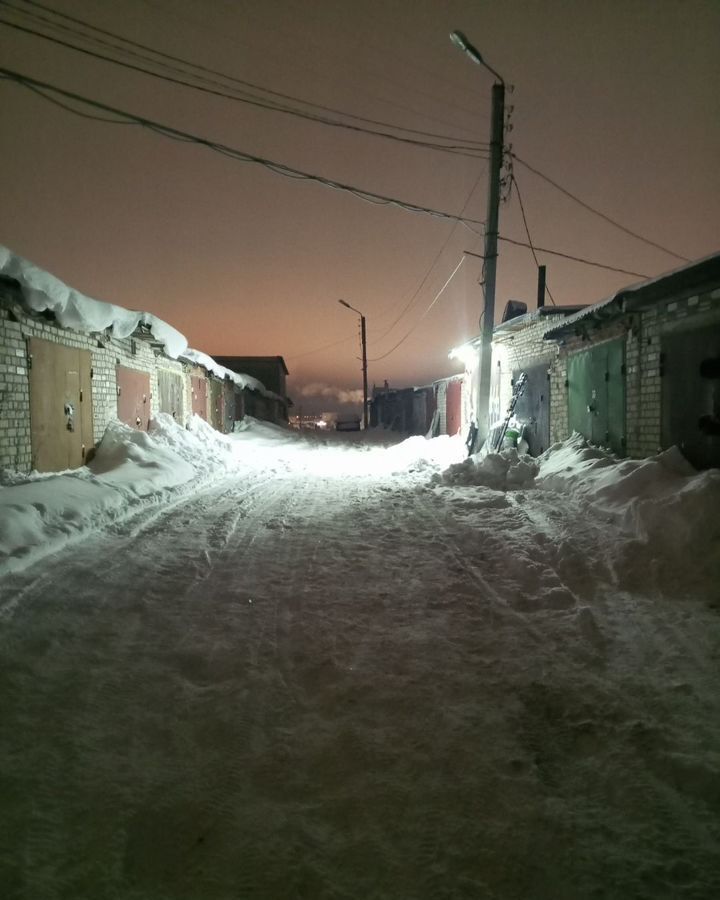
[91,336,160,443]
[628,284,720,457]
[0,296,180,472]
[0,304,32,471]
[550,320,631,449]
[542,283,720,458]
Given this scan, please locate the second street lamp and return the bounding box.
[450,29,505,450]
[338,299,369,430]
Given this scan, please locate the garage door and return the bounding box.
[662,324,720,469]
[28,337,93,472]
[567,339,625,455]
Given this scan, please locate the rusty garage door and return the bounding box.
[157,369,184,421]
[209,378,224,431]
[223,381,236,432]
[28,337,93,472]
[190,375,207,420]
[116,365,151,430]
[446,379,462,436]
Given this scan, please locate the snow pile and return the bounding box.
[437,447,539,490]
[150,412,238,477]
[0,245,188,358]
[0,414,239,575]
[536,433,720,593]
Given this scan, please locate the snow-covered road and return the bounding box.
[1,424,719,899]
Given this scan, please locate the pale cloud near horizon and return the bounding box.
[299,382,363,404]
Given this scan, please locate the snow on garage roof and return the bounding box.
[543,251,720,341]
[0,244,188,358]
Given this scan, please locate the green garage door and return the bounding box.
[567,339,626,455]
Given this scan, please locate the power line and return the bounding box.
[512,174,556,305]
[1,67,656,282]
[511,153,690,263]
[0,66,489,233]
[0,16,492,160]
[286,333,358,361]
[3,0,490,153]
[372,171,485,343]
[494,238,649,278]
[369,256,467,361]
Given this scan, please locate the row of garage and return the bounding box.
[455,253,720,469]
[0,272,287,473]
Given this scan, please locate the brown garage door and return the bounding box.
[446,379,462,436]
[190,375,207,420]
[209,378,224,431]
[116,366,151,430]
[28,337,93,472]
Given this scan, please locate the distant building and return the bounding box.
[213,356,290,422]
[370,382,435,435]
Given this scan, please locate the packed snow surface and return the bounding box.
[1,422,719,899]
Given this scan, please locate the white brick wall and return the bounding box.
[0,298,169,473]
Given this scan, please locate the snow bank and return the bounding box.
[0,414,238,576]
[0,245,188,358]
[431,432,720,597]
[535,434,720,593]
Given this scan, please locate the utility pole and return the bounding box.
[360,312,369,430]
[450,32,505,448]
[477,80,505,444]
[338,299,369,430]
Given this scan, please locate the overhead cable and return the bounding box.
[512,153,690,262]
[0,7,489,157]
[512,174,557,305]
[372,170,485,342]
[10,0,488,142]
[0,66,488,232]
[1,67,654,280]
[495,238,649,278]
[369,256,466,361]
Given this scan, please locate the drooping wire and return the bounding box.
[372,169,486,343]
[0,66,489,234]
[496,236,648,278]
[369,256,467,362]
[0,16,492,160]
[511,153,690,263]
[1,67,654,281]
[0,2,489,156]
[512,173,556,305]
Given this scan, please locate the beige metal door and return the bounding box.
[157,369,184,420]
[28,337,93,472]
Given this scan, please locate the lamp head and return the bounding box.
[449,29,487,69]
[450,30,469,52]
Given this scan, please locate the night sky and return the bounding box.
[1,0,718,415]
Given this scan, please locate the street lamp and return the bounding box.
[338,299,369,430]
[450,29,506,449]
